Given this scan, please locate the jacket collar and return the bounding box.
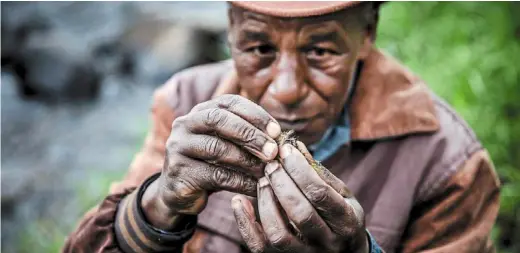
[213,47,440,142]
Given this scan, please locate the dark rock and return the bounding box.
[120,20,226,84]
[16,30,101,102]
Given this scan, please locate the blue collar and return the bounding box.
[308,102,351,162]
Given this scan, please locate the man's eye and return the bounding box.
[248,45,276,56]
[307,47,338,58]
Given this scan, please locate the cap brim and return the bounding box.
[230,1,361,18]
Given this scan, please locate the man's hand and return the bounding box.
[141,94,282,230]
[232,142,368,253]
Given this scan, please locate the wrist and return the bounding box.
[115,173,198,252]
[342,227,370,253]
[365,229,382,253]
[359,230,369,253]
[141,175,182,230]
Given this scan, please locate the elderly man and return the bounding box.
[63,2,500,253]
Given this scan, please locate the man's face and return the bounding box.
[228,6,373,145]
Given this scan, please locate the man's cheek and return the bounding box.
[308,71,347,98]
[234,54,272,75]
[242,77,273,102]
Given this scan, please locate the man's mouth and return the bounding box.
[275,116,319,132]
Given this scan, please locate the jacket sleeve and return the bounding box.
[62,81,189,253]
[399,149,501,253]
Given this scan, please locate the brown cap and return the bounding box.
[230,1,362,18]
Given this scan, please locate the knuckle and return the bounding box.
[212,169,255,193]
[282,157,299,174]
[171,115,186,131]
[168,118,190,153]
[335,225,358,238]
[268,232,291,249]
[305,185,330,205]
[238,125,258,143]
[344,198,365,228]
[212,168,233,184]
[167,138,184,162]
[169,154,188,169]
[292,205,315,228]
[191,101,208,112]
[218,94,241,108]
[348,198,365,219]
[248,242,265,253]
[166,138,184,158]
[212,169,241,189]
[204,137,226,159]
[328,202,365,237]
[165,135,177,151]
[165,155,188,178]
[204,108,226,128]
[162,179,201,210]
[174,180,199,200]
[169,181,194,199]
[241,176,258,195]
[243,155,262,169]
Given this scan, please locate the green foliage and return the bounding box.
[18,219,67,253]
[14,120,148,252]
[377,2,520,251]
[14,170,125,253]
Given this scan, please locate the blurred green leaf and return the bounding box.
[378,2,520,252]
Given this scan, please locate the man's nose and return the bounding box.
[267,53,309,106]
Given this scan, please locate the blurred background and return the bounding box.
[1,1,519,253]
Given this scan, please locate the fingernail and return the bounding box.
[231,196,242,210]
[262,142,278,160]
[258,177,270,187]
[264,161,279,176]
[266,121,281,138]
[280,144,293,159]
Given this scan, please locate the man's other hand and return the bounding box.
[232,143,368,253]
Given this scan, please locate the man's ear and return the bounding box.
[227,28,235,48]
[227,7,236,46]
[357,30,373,60]
[228,6,234,27]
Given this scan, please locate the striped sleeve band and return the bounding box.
[114,173,198,253]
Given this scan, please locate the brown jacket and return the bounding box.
[63,48,500,253]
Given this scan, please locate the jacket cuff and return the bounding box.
[114,173,198,253]
[367,229,383,253]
